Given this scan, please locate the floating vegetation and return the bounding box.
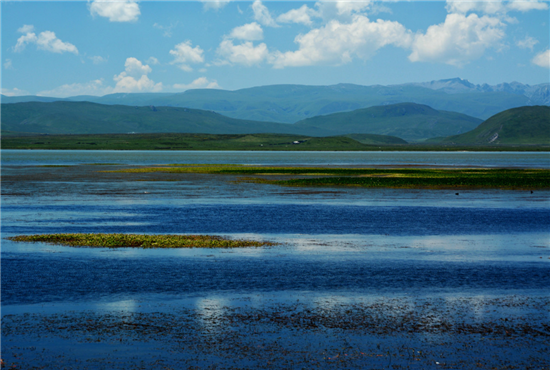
[104,165,550,190]
[7,233,276,249]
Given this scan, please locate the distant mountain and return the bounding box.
[408,78,549,105]
[431,106,550,145]
[0,101,304,135]
[293,103,482,142]
[3,78,546,122]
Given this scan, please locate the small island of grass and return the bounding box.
[7,233,276,249]
[105,165,550,190]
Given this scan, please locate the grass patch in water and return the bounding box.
[7,233,276,249]
[104,165,550,190]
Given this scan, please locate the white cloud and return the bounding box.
[202,0,231,11]
[517,36,539,50]
[277,5,315,26]
[446,1,507,15]
[335,1,372,16]
[409,13,505,67]
[89,0,140,22]
[217,40,269,66]
[313,1,373,23]
[252,0,278,27]
[446,0,548,14]
[507,0,549,12]
[34,58,164,97]
[173,77,220,90]
[532,49,550,68]
[229,22,264,41]
[270,14,412,68]
[2,87,29,97]
[37,79,107,97]
[14,28,78,54]
[36,31,78,54]
[89,55,108,64]
[17,24,35,34]
[4,59,14,70]
[169,41,205,72]
[113,57,162,93]
[14,32,37,52]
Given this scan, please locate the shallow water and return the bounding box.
[1,151,549,369]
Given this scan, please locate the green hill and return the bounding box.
[293,103,482,142]
[433,106,550,145]
[0,101,492,143]
[0,101,302,135]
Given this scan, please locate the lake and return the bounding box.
[2,150,549,369]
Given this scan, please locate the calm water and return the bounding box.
[2,149,549,167]
[2,150,549,369]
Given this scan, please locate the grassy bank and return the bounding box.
[7,233,276,249]
[2,132,549,151]
[105,165,550,190]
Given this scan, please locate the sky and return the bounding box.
[1,0,549,97]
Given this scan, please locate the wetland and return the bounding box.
[1,150,549,369]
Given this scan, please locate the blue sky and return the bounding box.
[2,0,549,97]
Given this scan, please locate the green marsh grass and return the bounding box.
[104,165,550,190]
[7,233,277,249]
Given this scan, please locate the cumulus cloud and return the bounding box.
[34,58,164,97]
[14,32,38,52]
[532,49,550,68]
[517,36,539,50]
[113,57,162,93]
[409,13,505,67]
[2,87,29,97]
[36,31,79,54]
[217,40,269,66]
[270,14,412,68]
[14,26,78,54]
[202,0,231,11]
[89,55,108,64]
[252,0,278,27]
[170,41,205,72]
[37,79,107,97]
[17,24,35,34]
[229,22,263,41]
[173,77,220,90]
[277,5,315,26]
[89,0,140,22]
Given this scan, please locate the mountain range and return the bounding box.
[1,101,484,142]
[2,79,548,124]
